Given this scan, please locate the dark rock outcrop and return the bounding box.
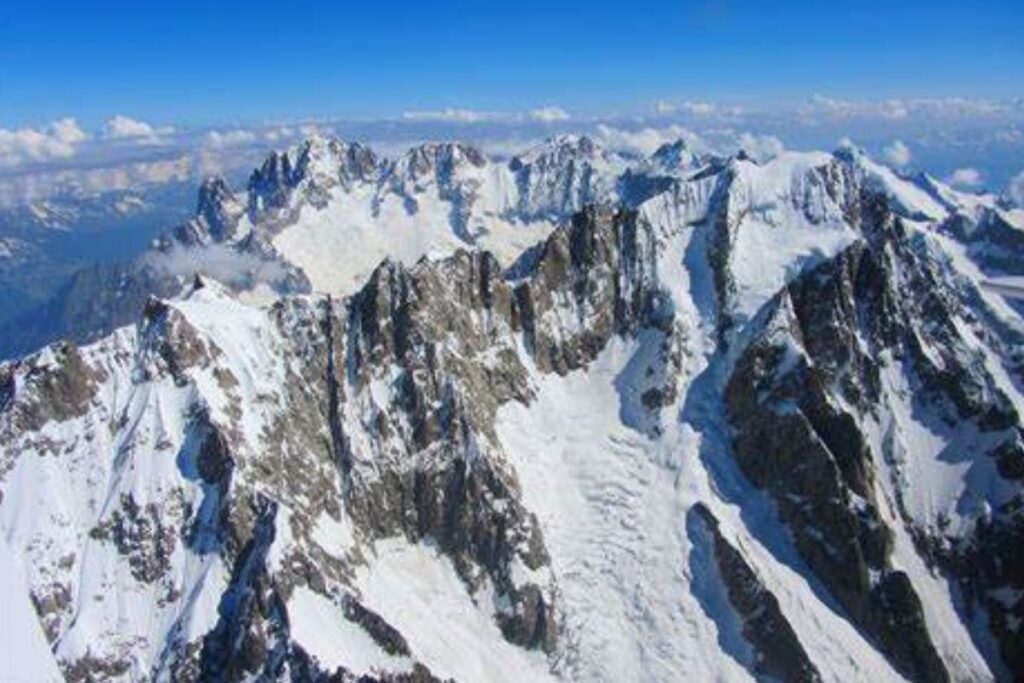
[691,503,822,683]
[725,194,1024,680]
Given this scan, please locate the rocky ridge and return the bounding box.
[1,140,1023,681]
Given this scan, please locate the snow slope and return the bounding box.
[0,538,64,682]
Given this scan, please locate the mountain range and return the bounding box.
[1,134,1023,682]
[0,182,196,334]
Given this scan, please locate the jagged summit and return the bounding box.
[649,138,699,172]
[391,140,487,180]
[2,163,1023,680]
[192,176,244,243]
[5,134,1023,364]
[247,137,381,220]
[3,134,1024,680]
[510,133,602,166]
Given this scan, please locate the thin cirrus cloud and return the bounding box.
[401,106,571,123]
[204,129,258,149]
[402,108,507,123]
[804,95,1021,122]
[655,101,744,117]
[0,118,88,168]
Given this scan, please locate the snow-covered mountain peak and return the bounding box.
[192,176,245,243]
[649,138,700,173]
[3,157,1024,681]
[392,141,487,178]
[510,133,606,169]
[246,137,381,221]
[382,141,491,202]
[828,146,949,222]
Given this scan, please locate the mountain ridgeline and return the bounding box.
[1,135,1023,682]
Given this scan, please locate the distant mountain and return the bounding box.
[0,134,664,359]
[0,182,196,332]
[1,136,1023,681]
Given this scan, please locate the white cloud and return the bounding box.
[103,115,174,145]
[594,124,786,161]
[738,132,785,161]
[810,95,908,120]
[471,137,541,159]
[655,100,744,117]
[402,108,504,123]
[882,140,912,167]
[401,107,571,124]
[50,118,88,145]
[264,126,296,143]
[143,243,289,289]
[994,128,1023,144]
[806,95,1018,122]
[837,136,857,150]
[682,102,717,116]
[945,167,983,188]
[0,119,87,168]
[594,124,703,156]
[529,106,570,122]
[1008,170,1024,208]
[916,97,1010,117]
[298,124,326,138]
[204,129,257,149]
[103,115,155,139]
[809,95,848,114]
[0,156,193,205]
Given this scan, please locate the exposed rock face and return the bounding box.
[2,340,103,433]
[2,143,1024,681]
[940,207,1024,283]
[508,135,622,222]
[725,195,1024,682]
[186,176,246,244]
[249,138,382,225]
[0,135,636,360]
[690,503,822,683]
[0,204,682,681]
[334,205,674,654]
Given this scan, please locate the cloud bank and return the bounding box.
[144,243,289,289]
[804,95,1021,122]
[0,119,88,168]
[402,106,572,124]
[204,130,258,149]
[530,106,570,122]
[655,101,744,117]
[103,115,174,145]
[2,96,1022,207]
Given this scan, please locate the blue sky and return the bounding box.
[1,0,1022,206]
[2,0,1022,127]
